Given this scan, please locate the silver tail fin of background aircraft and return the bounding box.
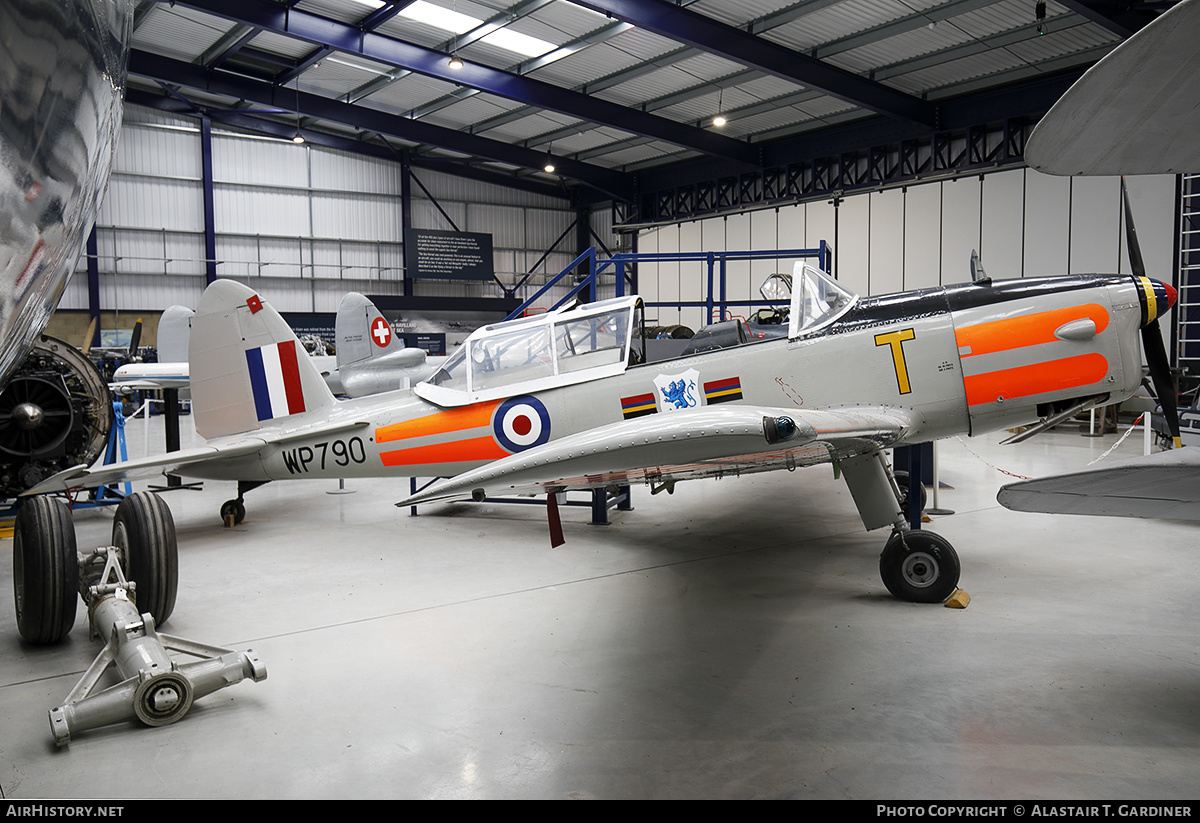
[189,280,336,440]
[331,292,435,397]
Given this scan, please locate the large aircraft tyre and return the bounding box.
[13,496,78,644]
[879,530,960,603]
[113,493,178,626]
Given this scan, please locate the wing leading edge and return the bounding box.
[397,405,917,507]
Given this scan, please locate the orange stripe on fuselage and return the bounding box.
[379,436,509,467]
[375,400,501,444]
[955,304,1109,357]
[963,353,1109,406]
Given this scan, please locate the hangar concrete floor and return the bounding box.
[1,412,1198,800]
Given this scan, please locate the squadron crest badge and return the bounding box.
[653,369,703,413]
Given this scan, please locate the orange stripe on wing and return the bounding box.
[964,353,1109,406]
[956,304,1109,357]
[380,436,509,467]
[375,400,501,444]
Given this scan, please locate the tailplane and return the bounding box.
[190,280,335,439]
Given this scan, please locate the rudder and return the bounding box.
[189,280,335,439]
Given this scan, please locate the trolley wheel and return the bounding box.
[879,530,960,603]
[13,496,78,644]
[113,493,178,626]
[220,498,246,526]
[893,470,928,512]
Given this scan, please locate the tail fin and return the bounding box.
[190,280,336,439]
[336,292,403,369]
[157,305,194,363]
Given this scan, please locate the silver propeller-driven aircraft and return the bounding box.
[25,258,1178,604]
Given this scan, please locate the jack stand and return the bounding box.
[48,547,266,746]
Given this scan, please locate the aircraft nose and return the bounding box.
[1164,280,1178,309]
[1137,277,1177,326]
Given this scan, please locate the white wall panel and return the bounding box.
[409,198,467,232]
[99,177,204,232]
[980,168,1025,279]
[212,135,307,188]
[310,192,402,242]
[749,209,779,305]
[1023,171,1071,279]
[310,150,403,195]
[940,176,981,286]
[903,184,941,291]
[805,201,835,275]
[1069,176,1120,274]
[869,189,905,294]
[116,125,200,178]
[778,203,806,249]
[837,194,870,297]
[214,185,310,236]
[724,212,751,319]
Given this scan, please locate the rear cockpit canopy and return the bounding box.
[416,295,643,407]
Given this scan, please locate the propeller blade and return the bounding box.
[128,319,142,359]
[1122,177,1146,280]
[1142,319,1181,448]
[81,317,97,356]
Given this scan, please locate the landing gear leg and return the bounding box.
[220,480,267,526]
[840,449,961,603]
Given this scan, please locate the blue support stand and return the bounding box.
[75,401,131,508]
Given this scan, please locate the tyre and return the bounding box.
[13,496,78,644]
[879,530,960,603]
[220,498,246,525]
[113,493,178,626]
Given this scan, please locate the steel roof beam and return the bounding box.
[128,50,634,199]
[171,0,759,166]
[570,0,938,128]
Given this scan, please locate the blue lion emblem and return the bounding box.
[661,378,697,409]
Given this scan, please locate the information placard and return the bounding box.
[404,228,494,281]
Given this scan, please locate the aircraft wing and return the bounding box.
[398,405,916,506]
[997,447,1200,520]
[1024,0,1200,175]
[21,437,271,496]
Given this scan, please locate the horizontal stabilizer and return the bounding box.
[22,437,268,496]
[997,447,1200,520]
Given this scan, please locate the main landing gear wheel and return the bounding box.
[879,530,960,603]
[13,496,78,644]
[113,493,178,626]
[220,498,246,526]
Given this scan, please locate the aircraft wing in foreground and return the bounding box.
[998,448,1200,521]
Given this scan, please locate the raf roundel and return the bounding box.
[493,396,551,453]
[370,316,392,348]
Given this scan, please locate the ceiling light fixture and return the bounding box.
[712,86,727,128]
[543,144,555,174]
[292,77,305,144]
[448,52,464,69]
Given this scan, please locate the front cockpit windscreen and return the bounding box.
[788,262,858,338]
